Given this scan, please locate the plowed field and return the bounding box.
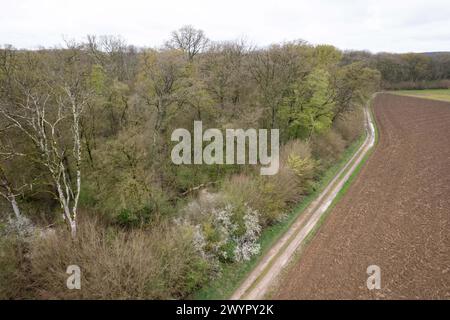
[274,93,450,299]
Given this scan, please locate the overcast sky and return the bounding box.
[1,0,449,53]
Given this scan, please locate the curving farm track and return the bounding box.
[273,93,450,299]
[231,100,376,300]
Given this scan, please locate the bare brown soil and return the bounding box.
[273,93,450,299]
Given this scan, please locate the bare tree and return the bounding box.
[140,49,188,136]
[0,47,89,237]
[200,39,252,110]
[166,25,209,61]
[86,35,137,80]
[247,42,310,128]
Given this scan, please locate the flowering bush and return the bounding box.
[233,205,261,262]
[182,195,262,264]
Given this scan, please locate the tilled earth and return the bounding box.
[274,93,450,299]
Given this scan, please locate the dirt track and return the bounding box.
[273,93,450,299]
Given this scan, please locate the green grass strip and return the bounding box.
[392,89,450,102]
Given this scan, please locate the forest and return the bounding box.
[343,50,450,89]
[0,26,447,299]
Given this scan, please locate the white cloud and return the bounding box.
[1,0,449,52]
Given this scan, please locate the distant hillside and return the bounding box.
[422,52,450,57]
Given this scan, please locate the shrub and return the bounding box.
[0,235,29,299]
[182,192,262,263]
[18,218,212,299]
[221,174,273,226]
[221,140,318,227]
[233,205,261,262]
[221,174,260,208]
[259,140,317,225]
[205,203,261,262]
[222,172,295,227]
[312,129,346,166]
[283,140,317,191]
[259,169,298,223]
[114,191,173,228]
[334,108,364,144]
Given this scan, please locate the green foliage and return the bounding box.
[89,64,107,94]
[116,205,154,228]
[313,45,342,70]
[287,154,316,179]
[279,68,334,140]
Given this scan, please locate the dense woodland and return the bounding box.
[0,26,448,299]
[343,50,450,89]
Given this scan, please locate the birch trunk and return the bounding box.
[0,167,22,219]
[9,194,21,219]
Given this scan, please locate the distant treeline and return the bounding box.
[342,50,450,90]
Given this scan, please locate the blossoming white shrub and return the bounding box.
[181,191,263,264]
[233,205,261,262]
[192,224,207,259]
[211,204,237,260]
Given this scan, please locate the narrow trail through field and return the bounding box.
[231,96,377,300]
[273,93,450,299]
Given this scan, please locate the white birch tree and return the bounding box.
[0,47,89,237]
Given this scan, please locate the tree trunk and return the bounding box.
[0,167,22,219]
[10,194,21,219]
